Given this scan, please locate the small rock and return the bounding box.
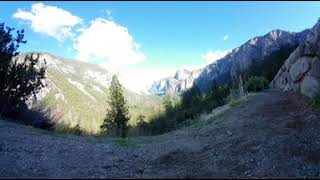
[226,130,233,136]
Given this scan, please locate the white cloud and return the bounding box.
[201,50,230,64]
[13,3,82,41]
[223,34,229,41]
[74,18,145,66]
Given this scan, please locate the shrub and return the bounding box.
[204,84,230,110]
[162,95,174,116]
[244,76,269,92]
[180,86,202,109]
[135,114,149,135]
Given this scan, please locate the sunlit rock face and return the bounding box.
[193,28,309,93]
[148,68,202,96]
[271,19,320,97]
[14,52,113,107]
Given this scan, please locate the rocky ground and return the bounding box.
[0,89,320,178]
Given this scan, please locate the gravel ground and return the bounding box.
[1,89,320,178]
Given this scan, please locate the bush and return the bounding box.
[135,114,149,135]
[244,76,269,92]
[203,84,230,112]
[180,86,202,110]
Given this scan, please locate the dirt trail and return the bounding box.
[1,89,320,178]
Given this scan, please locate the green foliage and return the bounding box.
[73,123,83,136]
[0,22,46,116]
[114,138,129,148]
[135,114,149,135]
[312,86,320,108]
[180,86,202,109]
[244,76,269,92]
[133,44,295,136]
[243,45,297,82]
[101,75,130,138]
[162,95,174,115]
[202,84,230,112]
[137,81,230,135]
[137,114,146,124]
[29,56,162,136]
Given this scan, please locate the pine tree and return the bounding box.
[101,75,130,138]
[0,22,46,116]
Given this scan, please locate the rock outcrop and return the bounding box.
[271,19,320,97]
[193,29,310,93]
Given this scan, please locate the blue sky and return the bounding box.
[1,1,320,93]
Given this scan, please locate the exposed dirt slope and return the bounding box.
[0,90,320,178]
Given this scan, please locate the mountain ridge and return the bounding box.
[149,28,310,95]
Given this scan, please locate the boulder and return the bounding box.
[271,19,320,98]
[310,58,320,78]
[289,58,310,82]
[300,76,319,97]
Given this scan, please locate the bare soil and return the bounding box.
[1,89,320,178]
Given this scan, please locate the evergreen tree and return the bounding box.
[162,95,173,115]
[101,75,130,138]
[0,22,46,116]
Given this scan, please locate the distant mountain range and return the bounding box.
[148,68,202,96]
[150,28,310,95]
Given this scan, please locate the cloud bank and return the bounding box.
[74,18,145,67]
[13,3,82,41]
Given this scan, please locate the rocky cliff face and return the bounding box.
[271,19,320,97]
[148,68,202,96]
[193,29,310,93]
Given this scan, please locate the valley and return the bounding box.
[1,2,320,179]
[15,53,163,135]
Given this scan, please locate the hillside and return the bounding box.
[14,52,162,135]
[1,90,319,178]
